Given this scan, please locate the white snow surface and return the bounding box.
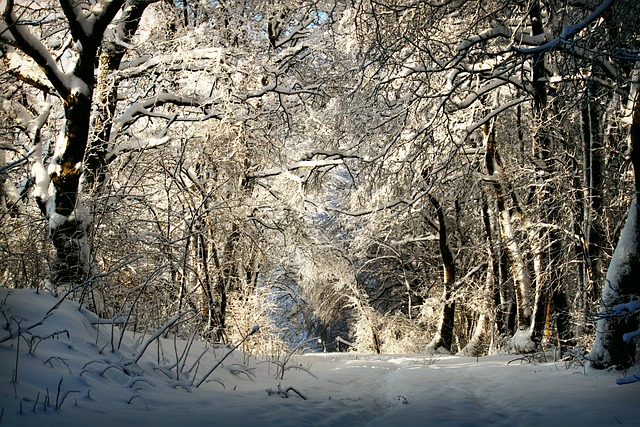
[1,287,638,427]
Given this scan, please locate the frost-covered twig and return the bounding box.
[118,266,164,350]
[279,363,318,379]
[195,325,260,388]
[230,364,256,381]
[278,336,319,380]
[187,345,210,376]
[44,357,72,374]
[38,256,142,323]
[133,309,196,364]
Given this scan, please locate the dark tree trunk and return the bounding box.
[428,195,456,352]
[3,0,127,294]
[87,0,149,189]
[46,93,94,288]
[528,0,569,347]
[581,91,605,301]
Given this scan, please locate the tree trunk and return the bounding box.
[590,71,640,369]
[3,0,127,299]
[581,89,605,302]
[460,197,497,355]
[87,0,150,189]
[482,120,533,350]
[427,195,456,353]
[45,94,95,289]
[527,0,571,348]
[590,196,640,369]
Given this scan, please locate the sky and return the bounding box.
[1,287,638,427]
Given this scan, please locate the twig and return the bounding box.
[41,256,142,321]
[195,325,260,388]
[118,265,166,350]
[279,336,319,380]
[133,309,196,364]
[44,357,72,374]
[32,392,39,412]
[266,384,307,400]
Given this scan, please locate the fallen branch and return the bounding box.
[266,384,307,400]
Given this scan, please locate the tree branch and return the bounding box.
[2,0,69,97]
[513,0,616,55]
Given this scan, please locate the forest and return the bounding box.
[1,0,640,371]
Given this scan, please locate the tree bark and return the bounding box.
[427,195,456,353]
[483,120,533,348]
[88,0,152,189]
[590,69,640,369]
[2,0,126,293]
[527,0,571,347]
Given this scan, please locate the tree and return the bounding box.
[330,0,638,359]
[1,0,343,347]
[1,0,152,292]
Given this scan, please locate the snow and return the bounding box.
[590,197,640,366]
[510,328,536,353]
[1,287,638,427]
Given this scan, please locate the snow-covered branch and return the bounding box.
[273,15,316,49]
[465,96,528,134]
[449,76,526,112]
[1,0,69,97]
[448,25,550,69]
[304,196,412,217]
[109,93,223,144]
[240,83,322,100]
[58,0,91,43]
[89,0,129,40]
[513,0,616,55]
[115,48,225,79]
[247,159,344,180]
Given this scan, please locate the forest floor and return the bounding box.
[1,287,638,427]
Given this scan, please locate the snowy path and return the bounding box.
[1,288,639,427]
[277,354,638,427]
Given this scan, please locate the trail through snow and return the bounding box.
[1,288,638,426]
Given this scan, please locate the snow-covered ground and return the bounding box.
[1,287,638,427]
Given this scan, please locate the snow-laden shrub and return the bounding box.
[351,306,430,354]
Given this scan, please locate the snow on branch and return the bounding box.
[1,0,69,97]
[454,262,489,288]
[304,196,412,217]
[449,25,549,69]
[450,77,526,112]
[133,309,197,363]
[273,15,317,49]
[465,96,528,134]
[241,83,323,100]
[89,0,129,40]
[387,235,439,246]
[247,159,344,180]
[513,0,616,55]
[58,0,92,42]
[107,136,170,162]
[109,93,223,144]
[58,0,127,44]
[115,48,225,79]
